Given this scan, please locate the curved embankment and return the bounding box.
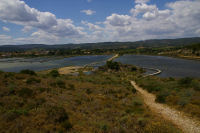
[84,54,119,67]
[143,67,162,77]
[130,81,200,133]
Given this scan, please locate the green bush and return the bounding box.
[18,88,33,97]
[26,77,41,84]
[61,120,73,131]
[191,80,200,91]
[5,109,29,121]
[68,84,75,90]
[46,106,69,123]
[178,77,193,86]
[38,87,51,93]
[56,80,66,89]
[131,66,137,71]
[156,94,166,103]
[106,61,120,71]
[132,87,137,94]
[86,88,92,94]
[20,69,36,75]
[49,70,60,77]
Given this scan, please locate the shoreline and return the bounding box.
[38,54,120,75]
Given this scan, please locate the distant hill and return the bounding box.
[1,37,200,52]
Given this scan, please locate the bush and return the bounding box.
[132,87,137,94]
[46,106,69,123]
[57,80,66,89]
[61,120,73,131]
[191,80,200,91]
[38,87,51,93]
[68,84,75,90]
[86,88,92,94]
[18,88,33,97]
[20,69,36,75]
[155,90,170,103]
[106,61,120,71]
[178,77,193,86]
[26,77,41,84]
[131,66,137,71]
[156,94,166,103]
[5,109,29,121]
[49,70,60,77]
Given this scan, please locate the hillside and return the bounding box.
[1,37,200,52]
[0,63,182,133]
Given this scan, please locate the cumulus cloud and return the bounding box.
[82,21,102,31]
[135,0,149,4]
[0,0,200,44]
[2,26,10,32]
[105,14,132,27]
[81,9,96,15]
[87,0,92,3]
[0,0,85,39]
[93,0,200,42]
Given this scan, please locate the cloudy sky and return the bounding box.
[0,0,200,45]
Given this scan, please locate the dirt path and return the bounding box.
[107,54,119,61]
[131,81,200,133]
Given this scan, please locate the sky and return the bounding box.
[0,0,200,45]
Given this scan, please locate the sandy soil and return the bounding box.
[131,81,200,133]
[58,66,82,74]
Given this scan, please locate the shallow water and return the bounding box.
[0,55,111,72]
[115,55,200,78]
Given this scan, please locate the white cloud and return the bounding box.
[87,0,200,42]
[82,21,102,31]
[105,14,132,27]
[135,0,149,4]
[0,0,200,44]
[87,0,92,3]
[0,0,85,39]
[2,26,10,32]
[22,26,32,33]
[81,9,96,15]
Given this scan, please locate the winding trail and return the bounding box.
[131,81,200,133]
[143,67,162,77]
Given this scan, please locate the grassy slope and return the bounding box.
[136,77,200,120]
[0,65,181,133]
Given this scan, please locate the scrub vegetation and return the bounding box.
[0,62,181,133]
[136,76,200,119]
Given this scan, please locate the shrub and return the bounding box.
[156,94,166,103]
[61,120,73,131]
[68,83,75,90]
[86,88,92,94]
[26,77,41,84]
[131,66,137,71]
[132,87,137,94]
[18,88,33,97]
[191,80,200,91]
[56,80,66,89]
[46,106,69,123]
[49,70,60,77]
[178,77,193,86]
[5,109,29,121]
[156,90,170,103]
[20,69,36,75]
[38,87,51,93]
[0,70,4,74]
[106,61,120,71]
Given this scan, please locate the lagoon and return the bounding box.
[0,55,111,72]
[115,55,200,78]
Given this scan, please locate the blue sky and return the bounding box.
[0,0,200,45]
